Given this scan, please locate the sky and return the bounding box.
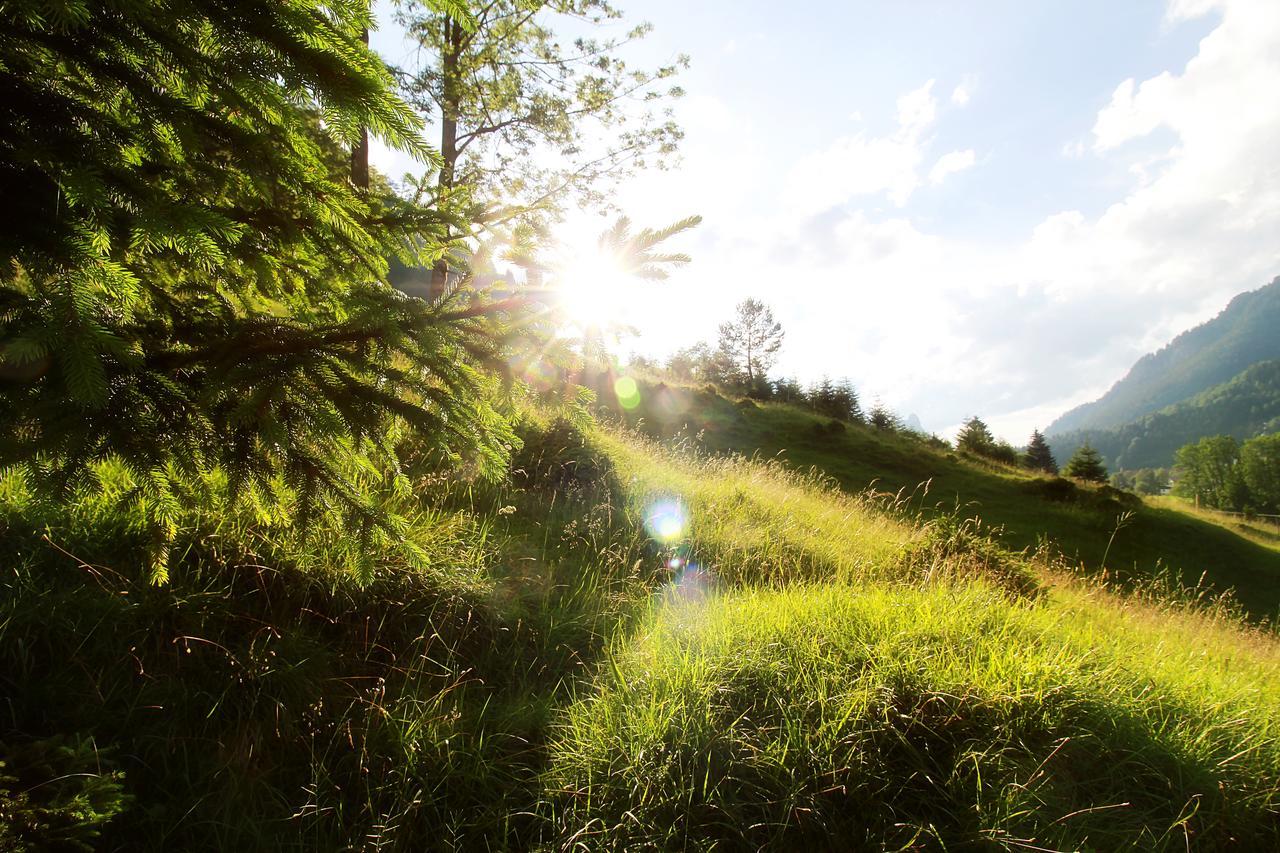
[369,0,1280,441]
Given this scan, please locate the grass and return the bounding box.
[548,579,1280,850]
[0,417,657,849]
[594,429,916,586]
[2,408,1278,849]
[1146,494,1280,553]
[598,377,1280,620]
[548,581,1280,850]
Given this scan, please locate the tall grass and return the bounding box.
[0,416,659,849]
[542,422,1278,849]
[2,413,1277,849]
[547,581,1280,850]
[595,429,916,585]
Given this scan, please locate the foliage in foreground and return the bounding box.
[0,416,1277,849]
[1,0,521,582]
[549,581,1280,850]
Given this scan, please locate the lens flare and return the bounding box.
[643,497,688,544]
[661,562,715,609]
[614,376,641,410]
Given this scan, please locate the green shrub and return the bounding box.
[0,736,130,852]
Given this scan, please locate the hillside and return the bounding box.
[591,376,1280,620]
[1049,358,1280,471]
[4,407,1278,849]
[1047,276,1280,434]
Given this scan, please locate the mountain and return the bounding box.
[1047,276,1280,435]
[1049,359,1280,471]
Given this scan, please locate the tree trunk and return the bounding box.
[430,15,463,302]
[351,25,370,189]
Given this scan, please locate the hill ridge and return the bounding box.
[1047,276,1280,434]
[1048,358,1280,470]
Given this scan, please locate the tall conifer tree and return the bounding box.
[1,0,517,580]
[1064,443,1109,483]
[1024,430,1058,473]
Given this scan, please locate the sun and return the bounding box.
[553,245,631,331]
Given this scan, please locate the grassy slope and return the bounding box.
[601,379,1280,620]
[548,423,1280,850]
[3,410,1278,849]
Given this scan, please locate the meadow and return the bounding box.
[3,403,1277,849]
[596,378,1280,621]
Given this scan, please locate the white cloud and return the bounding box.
[929,149,976,184]
[591,0,1280,442]
[783,0,1277,439]
[1092,75,1177,151]
[1165,0,1224,24]
[783,80,939,211]
[896,79,937,132]
[950,75,977,107]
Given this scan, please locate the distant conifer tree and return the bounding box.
[809,377,835,416]
[772,377,806,404]
[835,379,864,423]
[956,416,996,455]
[868,400,901,431]
[1064,443,1109,483]
[1024,430,1059,473]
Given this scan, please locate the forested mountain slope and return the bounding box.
[1047,276,1280,434]
[1049,358,1280,470]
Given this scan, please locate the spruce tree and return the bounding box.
[1,0,518,581]
[956,416,996,455]
[1064,443,1109,483]
[1024,429,1058,473]
[810,377,836,417]
[868,401,900,431]
[835,379,864,423]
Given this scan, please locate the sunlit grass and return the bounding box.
[3,412,1278,848]
[606,378,1280,619]
[1147,494,1280,554]
[548,580,1280,849]
[594,428,917,586]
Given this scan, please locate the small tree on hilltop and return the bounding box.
[990,440,1020,466]
[835,379,864,423]
[1024,430,1058,474]
[717,298,784,387]
[1064,443,1108,483]
[956,416,996,456]
[666,342,711,382]
[868,400,901,431]
[772,376,806,404]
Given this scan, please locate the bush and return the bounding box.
[0,736,130,852]
[511,416,619,501]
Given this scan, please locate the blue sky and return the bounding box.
[370,0,1280,440]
